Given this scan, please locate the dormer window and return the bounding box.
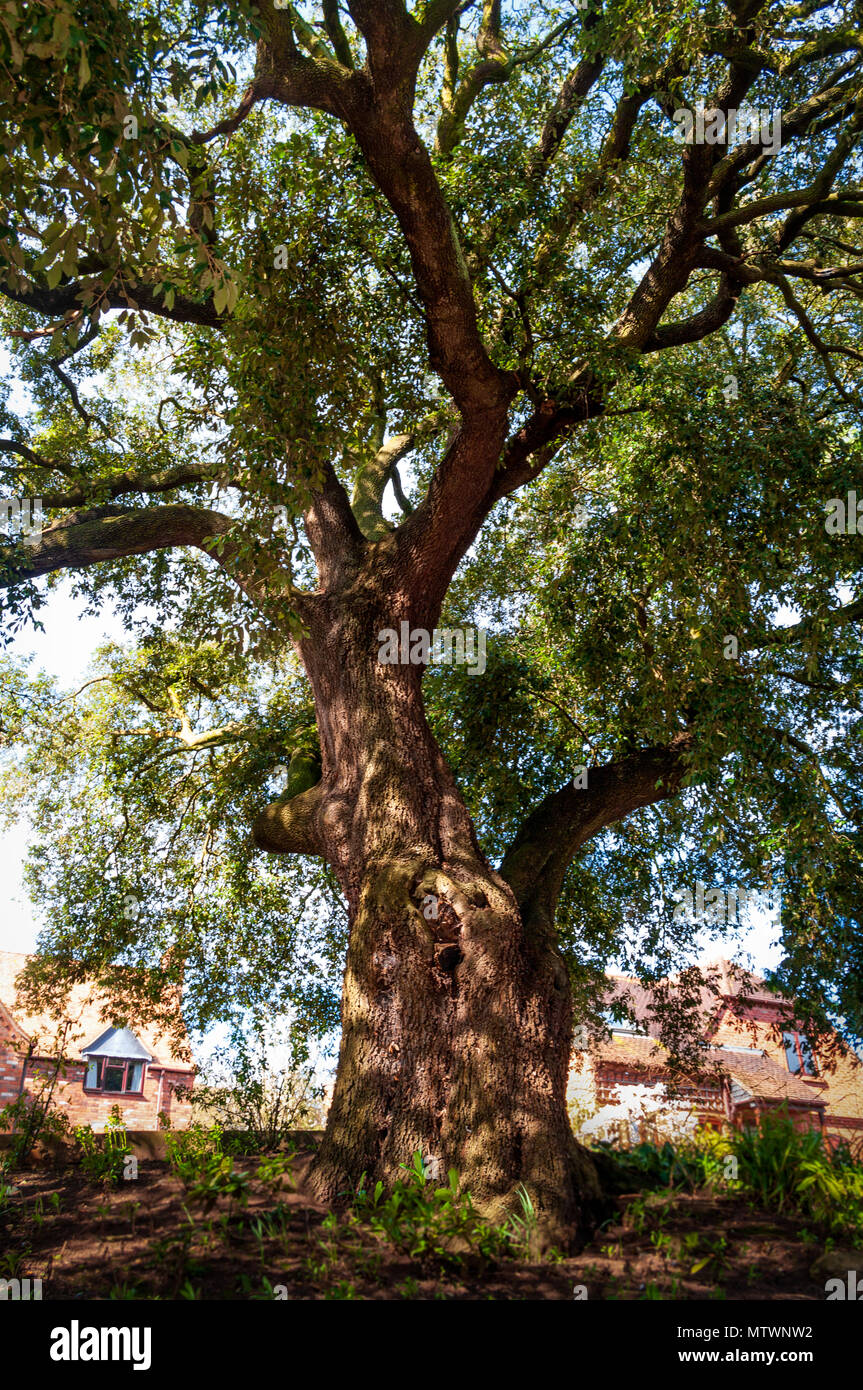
[602,1010,647,1037]
[82,1027,152,1096]
[783,1031,818,1077]
[84,1057,145,1094]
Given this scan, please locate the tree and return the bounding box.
[189,1022,328,1147]
[2,0,863,1246]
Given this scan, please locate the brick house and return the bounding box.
[569,958,863,1152]
[0,950,195,1132]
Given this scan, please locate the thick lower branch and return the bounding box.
[0,503,299,618]
[0,504,231,581]
[501,733,695,910]
[252,782,326,857]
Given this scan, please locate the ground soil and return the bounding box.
[0,1139,844,1301]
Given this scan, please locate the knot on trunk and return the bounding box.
[410,866,510,975]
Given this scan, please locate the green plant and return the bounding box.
[680,1231,700,1256]
[325,1280,359,1300]
[622,1192,674,1235]
[255,1150,295,1190]
[353,1152,510,1271]
[503,1182,540,1260]
[164,1122,225,1185]
[104,1106,128,1151]
[248,1215,268,1263]
[591,1116,863,1244]
[73,1122,127,1186]
[189,1025,326,1152]
[108,1281,140,1300]
[0,1094,73,1169]
[591,1132,729,1196]
[0,1243,32,1278]
[730,1111,863,1239]
[185,1153,251,1214]
[237,1273,285,1300]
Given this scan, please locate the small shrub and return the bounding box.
[74,1111,129,1187]
[164,1121,224,1185]
[590,1111,863,1242]
[255,1150,295,1190]
[0,1095,73,1168]
[730,1112,863,1238]
[184,1153,251,1214]
[189,1025,327,1153]
[353,1152,510,1270]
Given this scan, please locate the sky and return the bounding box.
[0,581,131,955]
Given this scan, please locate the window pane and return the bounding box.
[798,1035,818,1076]
[85,1060,101,1089]
[783,1032,801,1073]
[103,1063,125,1093]
[125,1064,143,1093]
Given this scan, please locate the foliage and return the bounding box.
[729,1112,863,1239]
[0,0,861,1099]
[352,1152,512,1270]
[593,1113,863,1241]
[165,1119,293,1211]
[184,1153,252,1214]
[189,1023,327,1151]
[591,1135,723,1197]
[0,1092,73,1170]
[73,1107,129,1186]
[163,1120,226,1186]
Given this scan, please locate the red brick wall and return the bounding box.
[0,1040,24,1106]
[0,1042,193,1131]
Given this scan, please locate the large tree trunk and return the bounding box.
[260,594,602,1249]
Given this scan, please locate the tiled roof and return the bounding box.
[703,958,780,1005]
[723,1050,826,1106]
[593,1030,825,1107]
[604,959,790,1038]
[0,951,193,1071]
[595,1033,669,1070]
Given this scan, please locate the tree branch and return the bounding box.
[753,596,863,651]
[252,780,326,857]
[500,733,695,911]
[350,418,446,538]
[0,503,299,617]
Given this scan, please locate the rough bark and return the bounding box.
[253,590,602,1248]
